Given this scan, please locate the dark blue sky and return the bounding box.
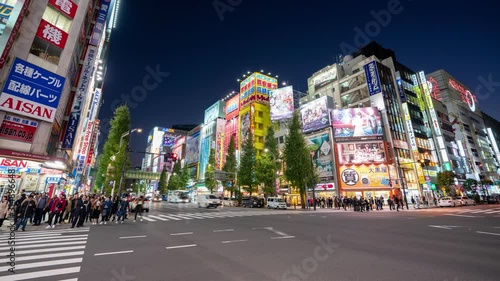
[101,0,500,165]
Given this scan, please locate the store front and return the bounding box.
[0,150,68,196]
[307,182,336,199]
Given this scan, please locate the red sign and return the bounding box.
[86,127,98,165]
[0,95,55,122]
[0,0,31,69]
[0,158,28,168]
[0,149,66,163]
[80,121,93,156]
[0,114,38,143]
[448,79,477,111]
[36,19,68,49]
[48,0,77,19]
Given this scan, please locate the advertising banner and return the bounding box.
[225,95,239,120]
[86,120,99,165]
[240,111,251,145]
[336,141,386,165]
[48,0,78,19]
[305,130,334,180]
[204,100,224,124]
[0,57,65,122]
[0,114,38,143]
[331,107,382,142]
[0,3,14,36]
[61,46,97,149]
[36,19,68,49]
[186,131,200,165]
[364,61,382,96]
[199,136,211,179]
[0,0,32,69]
[311,67,337,92]
[300,96,330,133]
[80,121,93,159]
[88,88,101,121]
[270,86,294,121]
[89,0,111,46]
[339,164,392,189]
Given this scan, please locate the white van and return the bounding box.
[267,197,287,209]
[197,194,222,208]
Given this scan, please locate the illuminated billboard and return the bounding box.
[300,96,331,133]
[270,86,294,121]
[336,141,386,165]
[364,61,382,96]
[240,111,251,144]
[225,94,239,120]
[185,130,200,165]
[204,100,225,124]
[305,129,334,180]
[339,164,392,189]
[331,107,382,142]
[310,67,337,92]
[239,72,277,108]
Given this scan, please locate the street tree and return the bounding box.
[167,161,184,190]
[255,152,274,197]
[204,148,217,194]
[238,130,257,195]
[222,135,237,198]
[283,111,312,208]
[180,165,191,189]
[463,178,478,193]
[264,125,280,170]
[437,171,456,196]
[95,105,130,195]
[158,166,168,194]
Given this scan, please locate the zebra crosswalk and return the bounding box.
[0,227,90,280]
[416,207,500,216]
[137,210,291,222]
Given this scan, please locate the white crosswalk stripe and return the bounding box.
[134,210,292,223]
[0,228,89,280]
[415,207,500,216]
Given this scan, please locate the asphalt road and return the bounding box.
[2,203,500,281]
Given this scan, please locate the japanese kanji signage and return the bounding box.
[61,46,97,149]
[88,88,101,121]
[80,120,94,158]
[0,114,38,143]
[86,120,99,165]
[89,0,110,46]
[0,57,65,122]
[36,19,68,49]
[0,0,32,69]
[48,0,77,19]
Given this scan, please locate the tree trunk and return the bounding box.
[300,190,306,209]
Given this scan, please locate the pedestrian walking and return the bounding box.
[100,197,112,224]
[0,196,10,227]
[33,192,48,225]
[116,198,129,223]
[134,196,144,222]
[15,194,36,231]
[46,194,67,228]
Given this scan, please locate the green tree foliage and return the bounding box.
[167,161,185,190]
[264,125,280,170]
[437,171,456,196]
[95,106,130,195]
[204,148,217,193]
[180,165,191,189]
[158,166,168,194]
[255,152,275,196]
[463,178,478,192]
[222,135,237,197]
[238,130,257,195]
[283,112,312,208]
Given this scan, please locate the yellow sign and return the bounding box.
[339,164,392,189]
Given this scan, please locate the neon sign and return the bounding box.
[427,77,441,100]
[448,79,477,112]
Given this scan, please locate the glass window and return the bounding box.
[29,37,62,65]
[42,6,72,33]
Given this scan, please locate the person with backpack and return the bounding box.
[15,194,36,231]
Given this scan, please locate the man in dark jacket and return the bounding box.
[33,192,48,225]
[70,194,82,228]
[15,194,36,231]
[13,194,26,224]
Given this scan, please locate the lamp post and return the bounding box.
[264,148,277,197]
[118,128,142,197]
[310,151,316,211]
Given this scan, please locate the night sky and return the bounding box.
[101,0,500,165]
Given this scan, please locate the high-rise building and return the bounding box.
[223,94,239,168]
[199,100,225,182]
[0,0,119,195]
[238,72,277,158]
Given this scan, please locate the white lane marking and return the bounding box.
[476,231,500,236]
[0,257,82,271]
[140,216,156,222]
[0,234,63,242]
[176,214,205,219]
[94,250,134,256]
[0,229,89,238]
[119,235,147,239]
[166,244,197,249]
[252,227,273,230]
[0,266,80,281]
[167,214,192,220]
[148,215,169,221]
[271,236,295,239]
[444,214,480,218]
[170,232,193,236]
[484,210,500,214]
[57,279,79,281]
[429,225,454,230]
[0,246,86,256]
[468,210,490,214]
[0,251,84,263]
[213,229,234,232]
[221,239,247,244]
[6,236,87,246]
[0,240,86,251]
[158,214,181,220]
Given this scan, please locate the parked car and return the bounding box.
[456,196,476,206]
[241,196,264,208]
[130,198,150,212]
[197,194,222,208]
[438,197,460,207]
[222,197,238,207]
[266,197,287,209]
[484,196,499,204]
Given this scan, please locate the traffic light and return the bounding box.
[171,153,178,162]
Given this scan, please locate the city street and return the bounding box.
[1,203,499,281]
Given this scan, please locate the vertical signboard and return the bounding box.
[364,61,382,96]
[0,58,65,122]
[0,0,32,69]
[35,19,69,49]
[89,0,111,46]
[86,120,99,165]
[88,88,101,121]
[48,0,78,19]
[61,46,97,149]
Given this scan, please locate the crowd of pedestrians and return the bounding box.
[307,195,413,212]
[0,189,148,232]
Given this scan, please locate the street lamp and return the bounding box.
[118,128,142,197]
[264,148,277,197]
[309,151,316,211]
